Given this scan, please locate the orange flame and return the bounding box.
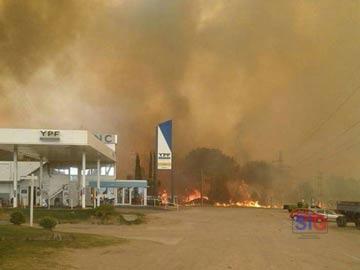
[160,190,168,204]
[214,200,271,208]
[183,189,208,203]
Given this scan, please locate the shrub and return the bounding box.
[10,211,26,225]
[39,216,58,230]
[119,214,144,225]
[95,204,116,224]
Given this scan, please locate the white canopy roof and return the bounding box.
[0,129,116,165]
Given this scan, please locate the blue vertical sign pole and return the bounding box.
[157,120,173,202]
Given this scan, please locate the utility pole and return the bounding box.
[171,157,174,204]
[272,150,284,169]
[317,171,323,207]
[278,150,283,169]
[154,127,158,199]
[200,169,204,206]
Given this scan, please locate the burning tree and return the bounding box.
[239,160,290,205]
[183,148,239,203]
[180,147,289,206]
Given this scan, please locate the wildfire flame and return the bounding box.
[183,189,208,203]
[181,188,273,208]
[214,200,270,208]
[160,190,168,204]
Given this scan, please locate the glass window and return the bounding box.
[100,165,115,176]
[70,167,78,175]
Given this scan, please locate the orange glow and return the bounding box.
[183,189,208,203]
[214,201,271,208]
[160,190,168,204]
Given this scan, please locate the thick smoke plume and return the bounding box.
[1,0,360,180]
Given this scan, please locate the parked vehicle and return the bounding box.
[289,208,327,222]
[336,201,360,229]
[284,202,309,213]
[312,209,344,222]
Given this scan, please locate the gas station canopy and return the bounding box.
[0,129,116,165]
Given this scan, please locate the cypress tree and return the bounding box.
[148,151,154,192]
[135,153,142,180]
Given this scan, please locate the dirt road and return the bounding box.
[57,207,360,270]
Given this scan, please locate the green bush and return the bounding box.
[10,211,26,225]
[39,216,58,230]
[95,204,116,224]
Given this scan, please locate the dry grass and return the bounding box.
[0,224,125,270]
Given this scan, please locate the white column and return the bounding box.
[81,151,86,208]
[129,188,133,205]
[114,188,118,206]
[39,158,43,207]
[77,165,81,206]
[96,158,100,207]
[93,188,96,209]
[122,188,125,205]
[13,146,18,208]
[143,187,147,206]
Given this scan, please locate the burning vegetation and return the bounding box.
[164,147,287,207]
[183,189,208,204]
[140,147,360,208]
[135,147,280,208]
[171,147,360,208]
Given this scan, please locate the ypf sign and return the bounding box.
[157,120,172,170]
[40,130,60,141]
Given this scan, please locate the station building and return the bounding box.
[0,129,147,208]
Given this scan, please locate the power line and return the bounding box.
[294,118,360,166]
[299,86,360,146]
[295,135,360,169]
[298,137,360,167]
[286,85,360,166]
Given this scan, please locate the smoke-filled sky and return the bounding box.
[1,0,360,178]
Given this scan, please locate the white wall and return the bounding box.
[0,163,11,181]
[0,183,11,199]
[0,161,40,182]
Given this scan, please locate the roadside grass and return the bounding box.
[0,224,125,270]
[0,208,5,220]
[1,208,146,225]
[1,208,96,224]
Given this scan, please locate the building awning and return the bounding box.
[0,129,116,165]
[88,180,147,188]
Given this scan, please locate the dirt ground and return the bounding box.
[56,207,360,270]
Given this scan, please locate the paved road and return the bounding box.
[57,207,360,270]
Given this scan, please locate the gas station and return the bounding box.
[0,128,148,208]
